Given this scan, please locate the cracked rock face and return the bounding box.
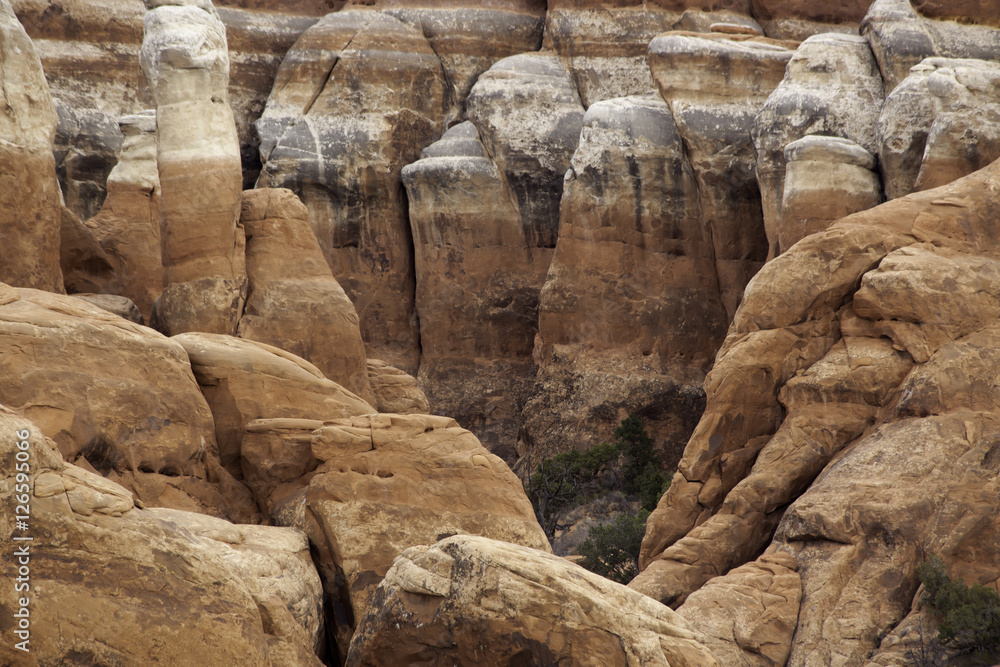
[246,412,551,661]
[346,534,723,667]
[256,10,446,371]
[635,158,1000,666]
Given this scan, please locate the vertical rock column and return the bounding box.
[141,0,246,335]
[0,0,64,293]
[85,111,164,320]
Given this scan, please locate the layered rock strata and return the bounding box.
[256,10,446,370]
[778,135,882,252]
[402,121,548,459]
[649,32,791,311]
[527,94,720,464]
[141,0,247,336]
[0,1,63,293]
[83,110,163,320]
[751,32,885,256]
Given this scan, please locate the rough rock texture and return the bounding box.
[366,359,430,416]
[0,408,325,666]
[649,32,791,316]
[10,0,321,216]
[173,332,373,482]
[141,0,247,336]
[465,52,585,250]
[251,413,551,661]
[878,57,1000,200]
[750,0,869,39]
[861,0,1000,92]
[752,32,885,257]
[402,121,547,459]
[257,10,446,371]
[527,94,721,464]
[634,158,1000,664]
[347,535,722,666]
[379,4,546,125]
[676,550,801,667]
[0,0,64,293]
[83,111,163,320]
[778,135,882,253]
[543,5,679,106]
[59,205,118,295]
[237,188,375,405]
[914,57,1000,191]
[0,284,258,522]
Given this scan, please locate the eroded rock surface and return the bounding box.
[257,10,446,370]
[0,408,325,665]
[237,188,375,404]
[402,121,546,459]
[0,1,63,293]
[752,32,885,256]
[347,535,722,666]
[0,284,258,522]
[635,158,1000,664]
[527,94,720,464]
[250,413,551,661]
[83,111,163,319]
[141,0,247,335]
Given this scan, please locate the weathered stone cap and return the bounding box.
[784,135,877,169]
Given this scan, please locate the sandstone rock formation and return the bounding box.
[635,158,1000,664]
[0,408,325,665]
[250,413,551,660]
[465,52,584,250]
[141,0,247,336]
[862,0,1000,92]
[527,94,721,464]
[237,188,375,404]
[402,121,547,458]
[257,10,446,370]
[59,205,118,295]
[778,135,882,252]
[751,32,885,256]
[174,332,373,481]
[365,359,430,415]
[878,57,1000,200]
[11,0,323,218]
[347,535,722,666]
[0,0,63,293]
[0,284,258,522]
[378,3,546,125]
[84,110,163,320]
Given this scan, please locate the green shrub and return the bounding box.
[917,554,1000,657]
[579,510,650,584]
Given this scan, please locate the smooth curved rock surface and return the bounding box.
[237,188,375,404]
